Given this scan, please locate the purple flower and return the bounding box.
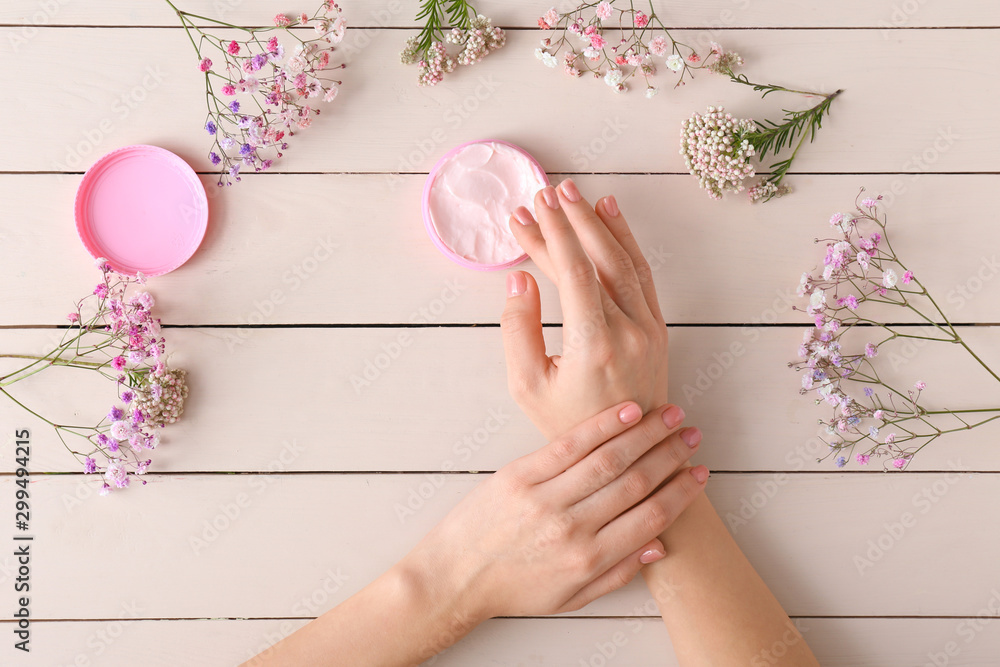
[229,164,241,180]
[239,143,253,157]
[97,433,112,447]
[94,283,109,298]
[84,457,97,474]
[863,387,874,397]
[835,456,846,468]
[229,100,241,113]
[205,120,217,135]
[865,342,878,358]
[837,295,859,310]
[121,390,134,403]
[209,152,221,166]
[251,53,268,71]
[108,406,124,421]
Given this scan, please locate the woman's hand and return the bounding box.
[500,179,669,439]
[398,399,706,623]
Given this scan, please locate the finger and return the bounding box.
[556,179,652,323]
[574,426,701,527]
[595,195,665,323]
[556,538,666,613]
[513,400,644,485]
[554,404,686,505]
[533,185,608,330]
[509,208,556,279]
[597,466,709,566]
[500,270,551,397]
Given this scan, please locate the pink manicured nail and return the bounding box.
[690,465,709,483]
[662,405,685,429]
[639,548,664,564]
[512,206,537,226]
[507,271,527,297]
[604,195,620,217]
[681,428,701,448]
[618,403,642,424]
[541,186,560,210]
[559,178,582,203]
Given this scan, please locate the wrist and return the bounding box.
[389,545,491,654]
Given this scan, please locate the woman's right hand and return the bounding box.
[396,399,707,627]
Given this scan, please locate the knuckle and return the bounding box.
[500,309,530,335]
[633,257,654,285]
[642,501,671,535]
[590,450,625,487]
[607,247,635,274]
[622,469,652,499]
[611,565,635,591]
[566,548,596,578]
[563,260,597,289]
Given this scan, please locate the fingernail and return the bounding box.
[662,405,685,429]
[690,465,709,483]
[507,271,527,297]
[559,178,582,203]
[513,206,537,226]
[541,186,560,210]
[639,548,665,564]
[618,403,642,424]
[604,195,620,217]
[681,428,701,448]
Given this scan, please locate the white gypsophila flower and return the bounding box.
[645,87,658,99]
[535,49,558,67]
[796,272,811,297]
[882,268,898,288]
[604,68,623,87]
[665,54,684,72]
[110,420,134,441]
[809,288,826,313]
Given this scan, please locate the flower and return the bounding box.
[274,13,291,27]
[209,152,221,166]
[865,342,878,358]
[665,54,684,72]
[882,268,898,289]
[893,458,907,469]
[648,36,669,57]
[903,270,914,284]
[111,356,126,371]
[198,58,212,72]
[645,86,658,99]
[595,1,613,21]
[861,197,877,208]
[604,68,623,87]
[835,456,846,468]
[634,11,649,28]
[873,409,885,420]
[534,48,558,68]
[885,433,896,444]
[227,40,241,55]
[229,100,241,114]
[915,381,926,390]
[110,420,133,441]
[680,106,757,200]
[856,454,870,465]
[221,84,236,96]
[590,33,607,49]
[105,460,129,488]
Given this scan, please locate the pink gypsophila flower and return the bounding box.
[198,58,212,72]
[227,40,241,55]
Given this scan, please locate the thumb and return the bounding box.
[500,270,548,394]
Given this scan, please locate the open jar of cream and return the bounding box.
[422,140,549,271]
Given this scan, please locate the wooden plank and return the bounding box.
[1,0,997,28]
[1,29,995,174]
[3,473,999,619]
[3,174,999,327]
[1,617,999,666]
[4,325,1000,473]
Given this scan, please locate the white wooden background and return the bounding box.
[2,1,1000,664]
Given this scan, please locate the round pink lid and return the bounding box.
[75,145,208,276]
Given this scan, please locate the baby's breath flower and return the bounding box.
[680,106,757,200]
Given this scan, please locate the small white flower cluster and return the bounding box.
[747,178,790,204]
[447,14,505,66]
[680,106,757,200]
[135,367,190,428]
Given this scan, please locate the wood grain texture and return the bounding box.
[1,617,999,667]
[3,174,999,326]
[3,1,1000,663]
[0,0,996,28]
[3,326,1000,473]
[3,473,999,620]
[1,29,995,174]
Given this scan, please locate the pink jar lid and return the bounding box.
[75,145,209,277]
[422,139,548,271]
